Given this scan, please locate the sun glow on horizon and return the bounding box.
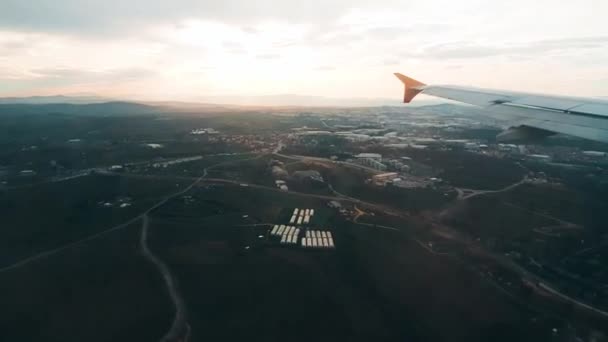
[1,0,608,102]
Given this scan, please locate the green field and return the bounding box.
[0,222,173,342]
[0,174,187,266]
[144,184,559,342]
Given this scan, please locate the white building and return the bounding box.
[355,153,382,161]
[583,151,607,157]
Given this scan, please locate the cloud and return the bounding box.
[314,65,336,71]
[2,67,154,83]
[0,0,396,37]
[381,59,400,66]
[412,36,608,60]
[0,66,160,97]
[256,53,280,59]
[0,32,47,56]
[241,27,259,34]
[2,0,608,99]
[363,24,449,40]
[0,39,28,51]
[226,48,248,54]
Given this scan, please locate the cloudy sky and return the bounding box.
[1,0,608,102]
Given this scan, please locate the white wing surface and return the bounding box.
[395,73,608,143]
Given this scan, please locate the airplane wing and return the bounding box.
[394,73,608,143]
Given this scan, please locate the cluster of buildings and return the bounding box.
[151,156,203,168]
[216,135,276,153]
[290,208,314,225]
[268,207,336,249]
[275,180,288,191]
[270,225,301,245]
[286,113,608,176]
[349,153,438,188]
[353,153,387,171]
[385,158,412,172]
[302,230,335,249]
[352,153,435,177]
[370,172,399,185]
[292,170,324,183]
[190,128,219,135]
[472,143,608,166]
[268,225,335,249]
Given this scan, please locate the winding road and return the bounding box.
[455,176,528,200]
[4,150,607,337]
[141,214,189,342]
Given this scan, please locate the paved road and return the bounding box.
[95,169,406,218]
[2,169,94,191]
[456,176,528,200]
[274,152,383,174]
[199,177,407,218]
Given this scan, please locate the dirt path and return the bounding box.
[141,214,189,342]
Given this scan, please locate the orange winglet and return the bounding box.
[394,73,426,103]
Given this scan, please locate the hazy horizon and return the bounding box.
[0,92,452,107]
[2,0,608,102]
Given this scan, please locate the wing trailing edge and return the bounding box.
[394,73,426,103]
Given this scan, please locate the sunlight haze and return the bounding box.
[1,0,608,103]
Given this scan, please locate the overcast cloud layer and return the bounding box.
[1,0,608,102]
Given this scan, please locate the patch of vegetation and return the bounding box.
[0,174,186,266]
[0,222,173,342]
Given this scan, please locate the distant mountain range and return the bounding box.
[0,94,458,118]
[0,94,444,107]
[0,95,110,105]
[190,94,442,107]
[0,101,161,116]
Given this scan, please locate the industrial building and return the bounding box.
[271,224,301,245]
[355,157,387,171]
[528,154,552,162]
[302,229,335,249]
[355,153,382,161]
[275,179,289,191]
[327,201,341,209]
[271,208,327,248]
[293,208,316,225]
[372,172,399,185]
[583,150,607,158]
